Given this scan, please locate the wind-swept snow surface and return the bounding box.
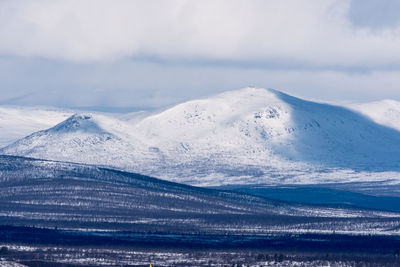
[0,106,71,147]
[350,99,400,132]
[2,88,400,186]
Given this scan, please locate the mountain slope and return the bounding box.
[2,88,400,186]
[1,155,399,235]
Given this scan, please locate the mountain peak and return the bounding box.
[205,87,299,109]
[216,87,274,99]
[46,113,107,134]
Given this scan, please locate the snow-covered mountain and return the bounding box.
[0,106,71,147]
[2,88,400,186]
[133,88,400,169]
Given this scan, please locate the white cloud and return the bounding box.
[1,0,400,69]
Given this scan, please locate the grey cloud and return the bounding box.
[1,57,400,110]
[0,0,400,70]
[349,0,400,29]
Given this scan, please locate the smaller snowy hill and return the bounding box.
[0,106,71,147]
[350,100,400,132]
[1,113,158,170]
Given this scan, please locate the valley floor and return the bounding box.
[1,243,400,266]
[1,226,400,266]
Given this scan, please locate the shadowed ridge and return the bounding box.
[269,87,400,171]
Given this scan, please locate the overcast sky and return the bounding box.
[1,0,400,110]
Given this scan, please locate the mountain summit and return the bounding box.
[49,114,106,134]
[2,88,400,186]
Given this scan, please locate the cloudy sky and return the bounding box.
[1,0,400,111]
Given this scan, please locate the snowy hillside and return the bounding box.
[350,100,400,132]
[0,106,71,147]
[2,88,400,186]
